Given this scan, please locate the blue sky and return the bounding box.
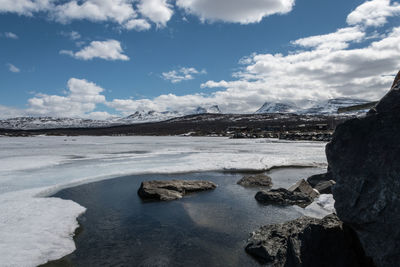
[1,0,400,118]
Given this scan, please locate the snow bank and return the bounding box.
[0,188,85,267]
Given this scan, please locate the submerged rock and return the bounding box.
[326,71,400,266]
[237,173,273,188]
[245,214,374,267]
[255,188,313,208]
[288,178,319,198]
[138,180,217,201]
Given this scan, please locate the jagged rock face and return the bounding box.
[326,71,400,267]
[245,214,374,267]
[137,180,217,201]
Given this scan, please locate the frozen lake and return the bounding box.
[0,136,328,266]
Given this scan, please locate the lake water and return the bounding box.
[47,167,326,266]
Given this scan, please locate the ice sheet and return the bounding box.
[0,136,328,266]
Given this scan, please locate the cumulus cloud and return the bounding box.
[292,27,365,51]
[0,0,51,16]
[137,0,173,27]
[162,67,206,83]
[0,105,25,119]
[176,0,294,24]
[27,78,106,117]
[60,40,129,61]
[7,63,20,73]
[124,19,151,31]
[347,0,400,27]
[0,0,172,31]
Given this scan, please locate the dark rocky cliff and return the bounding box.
[326,71,400,267]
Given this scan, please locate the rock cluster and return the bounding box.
[326,71,400,266]
[255,179,318,208]
[245,214,374,267]
[237,173,273,188]
[138,180,217,201]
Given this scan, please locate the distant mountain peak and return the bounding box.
[255,98,370,115]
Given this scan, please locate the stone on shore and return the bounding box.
[307,171,333,187]
[288,178,319,198]
[237,173,273,188]
[255,188,313,208]
[138,180,217,201]
[245,214,374,267]
[314,180,336,194]
[326,70,400,266]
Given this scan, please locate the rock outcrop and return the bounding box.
[255,188,313,208]
[138,180,217,201]
[245,214,374,267]
[237,173,273,188]
[326,71,400,266]
[288,179,319,198]
[306,171,333,187]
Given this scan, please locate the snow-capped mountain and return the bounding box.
[0,117,116,130]
[0,105,223,130]
[193,105,221,114]
[118,110,184,124]
[303,98,371,114]
[255,98,371,115]
[255,102,297,114]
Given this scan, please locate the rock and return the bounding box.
[255,188,313,208]
[245,214,374,267]
[326,71,400,267]
[288,179,319,198]
[237,173,273,188]
[138,180,217,201]
[314,180,336,194]
[307,171,333,187]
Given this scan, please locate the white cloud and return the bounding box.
[52,0,135,24]
[0,0,156,31]
[0,105,25,119]
[347,0,400,27]
[0,0,51,16]
[7,63,20,73]
[137,0,173,27]
[292,27,365,51]
[27,78,106,117]
[176,0,294,24]
[3,32,18,39]
[124,19,151,31]
[162,67,206,83]
[60,31,81,40]
[60,40,129,61]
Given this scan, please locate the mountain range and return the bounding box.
[0,99,370,130]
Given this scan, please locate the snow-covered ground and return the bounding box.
[0,136,331,266]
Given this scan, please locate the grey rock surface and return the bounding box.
[314,180,336,194]
[326,71,400,267]
[307,171,333,187]
[288,179,319,198]
[237,173,273,188]
[245,214,374,267]
[255,188,313,208]
[138,180,217,201]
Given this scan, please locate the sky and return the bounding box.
[1,0,400,119]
